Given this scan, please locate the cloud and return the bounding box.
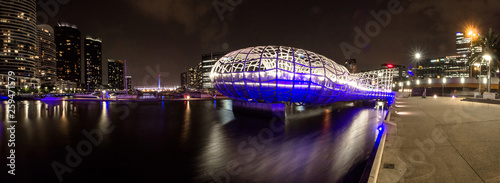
[128,0,228,43]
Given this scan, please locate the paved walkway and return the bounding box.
[377,97,500,183]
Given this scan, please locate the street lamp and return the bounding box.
[415,53,421,60]
[483,55,492,92]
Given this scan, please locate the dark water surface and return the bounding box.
[0,100,385,182]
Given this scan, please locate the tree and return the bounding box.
[469,28,500,93]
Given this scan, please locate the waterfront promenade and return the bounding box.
[377,97,500,182]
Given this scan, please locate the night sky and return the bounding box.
[37,0,500,87]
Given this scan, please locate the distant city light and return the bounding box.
[416,80,420,85]
[461,77,465,84]
[442,78,446,84]
[387,64,394,68]
[483,55,492,62]
[434,95,437,99]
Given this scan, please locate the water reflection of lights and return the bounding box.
[98,101,110,132]
[322,109,331,135]
[330,110,372,180]
[60,101,69,138]
[200,122,226,169]
[182,101,191,144]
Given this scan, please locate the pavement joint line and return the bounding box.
[440,130,486,182]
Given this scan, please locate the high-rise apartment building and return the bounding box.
[84,36,102,91]
[108,59,124,90]
[0,0,39,88]
[55,23,81,83]
[36,24,57,85]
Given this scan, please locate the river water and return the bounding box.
[0,99,385,182]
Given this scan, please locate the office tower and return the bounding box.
[55,23,81,83]
[0,0,39,88]
[108,59,124,90]
[84,36,102,91]
[36,24,57,85]
[456,32,482,55]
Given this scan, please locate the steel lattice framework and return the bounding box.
[210,46,394,105]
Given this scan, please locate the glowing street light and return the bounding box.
[415,53,421,59]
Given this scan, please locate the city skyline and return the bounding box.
[37,0,500,86]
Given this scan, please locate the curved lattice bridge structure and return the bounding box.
[210,46,395,106]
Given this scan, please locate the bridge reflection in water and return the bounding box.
[0,99,385,182]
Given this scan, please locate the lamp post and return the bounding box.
[483,55,492,93]
[468,30,477,77]
[442,78,446,96]
[475,63,482,93]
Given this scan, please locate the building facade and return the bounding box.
[55,23,81,84]
[344,59,357,73]
[36,24,57,85]
[201,52,227,89]
[456,32,482,55]
[413,55,474,79]
[188,63,202,89]
[108,59,124,90]
[84,36,102,91]
[126,76,133,91]
[180,71,188,88]
[0,0,40,88]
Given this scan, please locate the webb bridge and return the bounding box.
[210,45,394,114]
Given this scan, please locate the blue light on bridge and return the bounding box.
[210,46,395,105]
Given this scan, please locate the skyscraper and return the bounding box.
[84,36,102,91]
[36,24,57,85]
[0,0,39,88]
[55,23,81,83]
[108,59,124,90]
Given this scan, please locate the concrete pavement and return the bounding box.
[377,97,500,183]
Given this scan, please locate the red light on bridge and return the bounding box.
[387,64,394,68]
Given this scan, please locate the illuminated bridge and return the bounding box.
[210,46,395,106]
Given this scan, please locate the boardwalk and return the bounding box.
[378,97,500,183]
